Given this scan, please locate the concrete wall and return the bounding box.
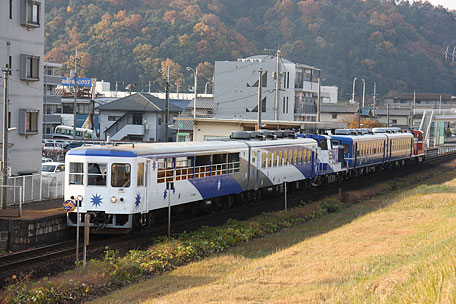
[0,0,44,175]
[193,121,244,141]
[0,213,69,251]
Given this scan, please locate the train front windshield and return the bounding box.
[69,162,130,188]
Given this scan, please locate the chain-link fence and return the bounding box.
[3,173,64,206]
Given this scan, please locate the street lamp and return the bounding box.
[204,81,212,94]
[186,67,198,119]
[351,77,357,104]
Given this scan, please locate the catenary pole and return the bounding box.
[72,49,79,139]
[257,69,263,130]
[165,66,170,142]
[274,49,281,121]
[1,65,11,210]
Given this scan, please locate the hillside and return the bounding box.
[45,0,456,97]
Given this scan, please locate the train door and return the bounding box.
[255,149,261,190]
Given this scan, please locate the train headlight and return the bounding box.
[77,195,83,201]
[110,196,117,203]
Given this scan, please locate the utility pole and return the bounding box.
[373,82,377,116]
[439,94,442,111]
[361,79,366,107]
[148,80,151,93]
[1,65,11,210]
[186,67,198,120]
[412,90,416,129]
[257,68,263,131]
[317,77,321,123]
[72,49,79,139]
[387,104,390,127]
[274,49,281,121]
[91,82,96,132]
[165,66,170,142]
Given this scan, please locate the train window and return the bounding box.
[288,150,293,164]
[262,153,266,168]
[343,144,350,154]
[267,152,272,167]
[88,163,107,186]
[69,162,84,185]
[294,150,298,164]
[252,151,256,164]
[278,151,283,166]
[320,139,327,150]
[228,153,240,173]
[111,163,131,188]
[137,163,144,186]
[298,149,302,164]
[273,152,278,167]
[283,151,288,165]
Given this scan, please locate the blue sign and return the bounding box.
[63,200,76,212]
[61,77,93,87]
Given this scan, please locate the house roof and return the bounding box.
[186,96,214,109]
[389,93,454,101]
[320,103,358,113]
[97,92,182,113]
[375,108,412,116]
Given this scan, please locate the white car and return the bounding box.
[41,162,65,176]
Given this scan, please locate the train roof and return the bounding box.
[330,132,412,142]
[67,138,317,158]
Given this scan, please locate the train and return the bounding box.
[64,128,424,231]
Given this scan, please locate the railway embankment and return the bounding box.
[3,159,456,303]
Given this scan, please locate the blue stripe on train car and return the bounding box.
[188,174,243,200]
[293,163,316,179]
[67,149,137,157]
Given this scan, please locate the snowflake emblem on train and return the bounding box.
[135,193,141,208]
[91,194,103,207]
[163,189,167,200]
[217,180,222,191]
[152,160,156,170]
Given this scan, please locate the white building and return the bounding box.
[214,55,322,122]
[0,0,44,175]
[43,62,62,138]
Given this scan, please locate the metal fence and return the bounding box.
[3,172,64,206]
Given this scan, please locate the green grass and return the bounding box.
[90,166,456,303]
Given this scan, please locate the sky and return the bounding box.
[411,0,456,10]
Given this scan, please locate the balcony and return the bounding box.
[43,95,61,104]
[44,75,63,85]
[43,114,61,124]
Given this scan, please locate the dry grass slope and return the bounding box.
[92,167,456,304]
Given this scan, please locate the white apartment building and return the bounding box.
[0,0,44,175]
[214,55,321,122]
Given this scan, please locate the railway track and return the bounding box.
[1,149,455,284]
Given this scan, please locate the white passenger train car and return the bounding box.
[65,137,318,230]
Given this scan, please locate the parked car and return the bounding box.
[41,162,65,177]
[43,142,64,158]
[42,157,53,163]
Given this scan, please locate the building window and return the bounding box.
[158,117,162,125]
[20,54,40,81]
[21,0,40,27]
[332,114,338,119]
[391,119,397,124]
[62,104,73,114]
[108,116,120,121]
[19,109,39,134]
